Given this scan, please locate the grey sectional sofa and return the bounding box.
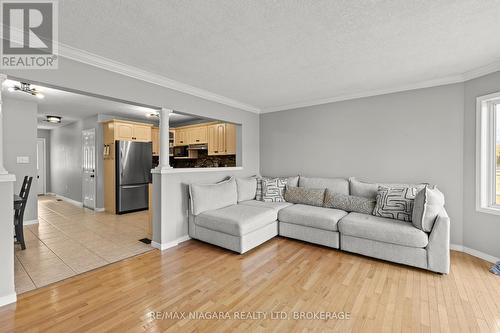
[188,176,450,274]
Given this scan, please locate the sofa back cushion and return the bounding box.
[349,177,426,200]
[189,177,237,215]
[373,186,419,222]
[284,186,325,206]
[323,190,375,214]
[299,176,349,195]
[256,176,299,201]
[412,186,445,232]
[236,177,257,202]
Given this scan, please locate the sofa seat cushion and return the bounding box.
[239,200,294,213]
[278,204,348,231]
[338,212,428,248]
[195,205,277,237]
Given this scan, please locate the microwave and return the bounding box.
[173,146,188,157]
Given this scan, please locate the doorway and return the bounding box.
[36,138,46,195]
[82,128,96,210]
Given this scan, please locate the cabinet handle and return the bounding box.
[214,151,218,153]
[132,137,137,140]
[180,140,183,143]
[196,139,200,142]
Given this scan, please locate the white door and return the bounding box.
[36,138,46,195]
[82,129,96,209]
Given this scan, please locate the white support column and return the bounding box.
[158,107,173,171]
[0,73,16,306]
[0,74,7,175]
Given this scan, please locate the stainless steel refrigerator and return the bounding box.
[115,140,152,214]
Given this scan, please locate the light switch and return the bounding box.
[16,156,29,164]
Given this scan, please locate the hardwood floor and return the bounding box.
[1,237,499,332]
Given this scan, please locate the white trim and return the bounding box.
[94,207,105,212]
[0,174,16,182]
[451,244,499,264]
[82,128,96,210]
[58,43,261,114]
[36,138,46,195]
[23,219,39,225]
[475,93,500,215]
[47,193,83,207]
[0,293,16,307]
[151,235,191,251]
[151,166,243,174]
[262,60,500,113]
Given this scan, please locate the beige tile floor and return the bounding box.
[14,195,154,294]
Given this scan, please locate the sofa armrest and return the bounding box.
[426,208,450,274]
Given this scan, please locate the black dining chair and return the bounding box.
[14,176,32,250]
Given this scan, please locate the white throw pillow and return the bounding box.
[189,177,237,215]
[412,186,445,232]
[236,176,257,202]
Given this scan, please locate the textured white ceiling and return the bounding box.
[58,0,500,111]
[2,80,199,129]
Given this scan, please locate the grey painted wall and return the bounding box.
[49,115,104,207]
[463,71,500,259]
[3,98,38,222]
[260,84,465,246]
[37,129,51,193]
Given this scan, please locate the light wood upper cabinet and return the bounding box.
[115,123,134,141]
[174,129,188,146]
[208,123,226,155]
[151,127,159,156]
[188,126,208,144]
[225,123,236,154]
[133,125,152,142]
[112,121,152,142]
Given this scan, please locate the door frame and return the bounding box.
[36,137,46,195]
[82,128,97,210]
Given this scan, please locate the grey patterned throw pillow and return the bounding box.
[284,186,325,206]
[262,178,288,202]
[373,186,418,222]
[323,190,375,214]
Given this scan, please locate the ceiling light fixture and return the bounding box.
[46,115,62,124]
[9,82,44,99]
[146,111,159,118]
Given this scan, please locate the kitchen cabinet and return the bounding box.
[112,120,152,142]
[174,129,188,146]
[188,126,208,144]
[208,123,226,155]
[151,127,159,156]
[225,123,237,154]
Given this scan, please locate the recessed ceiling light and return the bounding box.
[46,115,62,124]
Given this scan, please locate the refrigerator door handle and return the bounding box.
[121,184,144,189]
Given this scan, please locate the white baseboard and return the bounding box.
[94,207,105,212]
[151,235,191,251]
[47,193,83,207]
[0,292,16,307]
[24,219,38,225]
[450,243,499,264]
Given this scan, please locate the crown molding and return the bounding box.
[57,43,261,114]
[55,41,500,115]
[261,60,500,113]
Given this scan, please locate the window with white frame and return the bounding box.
[476,92,500,214]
